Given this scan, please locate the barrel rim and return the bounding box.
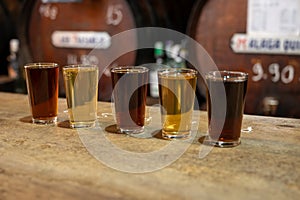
[186,0,208,37]
[24,62,59,69]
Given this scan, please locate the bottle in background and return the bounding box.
[154,41,164,64]
[7,38,25,93]
[146,41,168,98]
[164,40,187,68]
[7,39,19,80]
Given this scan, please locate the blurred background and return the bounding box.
[0,0,299,118]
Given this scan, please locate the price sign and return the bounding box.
[106,4,123,26]
[251,62,299,84]
[39,4,58,20]
[232,0,300,55]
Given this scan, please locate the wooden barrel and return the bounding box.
[147,0,195,33]
[19,0,195,101]
[19,0,194,101]
[19,0,145,101]
[187,0,300,118]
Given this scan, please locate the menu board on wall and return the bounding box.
[231,0,300,54]
[247,0,300,35]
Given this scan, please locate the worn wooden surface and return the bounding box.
[0,92,299,199]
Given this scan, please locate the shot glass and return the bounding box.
[63,64,99,128]
[111,66,149,134]
[206,70,248,147]
[24,62,59,124]
[158,68,197,139]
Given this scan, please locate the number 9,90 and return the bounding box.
[252,63,296,84]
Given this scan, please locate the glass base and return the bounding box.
[32,117,57,125]
[70,121,95,128]
[205,137,241,148]
[162,130,191,140]
[118,126,144,134]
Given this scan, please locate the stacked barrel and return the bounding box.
[18,0,194,101]
[1,0,299,118]
[187,0,300,118]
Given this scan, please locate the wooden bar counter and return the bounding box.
[0,92,299,200]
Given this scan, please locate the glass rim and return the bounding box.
[141,63,169,69]
[62,64,98,69]
[24,62,59,69]
[111,66,149,73]
[157,68,197,76]
[206,70,248,81]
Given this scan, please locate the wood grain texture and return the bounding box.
[0,92,299,199]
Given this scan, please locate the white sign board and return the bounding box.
[51,31,111,49]
[231,33,300,55]
[247,0,300,35]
